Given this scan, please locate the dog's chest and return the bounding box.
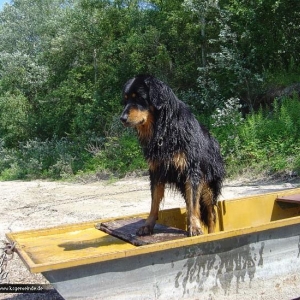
[148,151,187,173]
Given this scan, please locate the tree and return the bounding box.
[222,0,300,71]
[183,0,220,68]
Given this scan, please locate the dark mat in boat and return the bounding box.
[96,217,187,246]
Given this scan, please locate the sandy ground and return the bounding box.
[1,176,300,300]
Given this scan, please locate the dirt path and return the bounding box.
[1,177,299,299]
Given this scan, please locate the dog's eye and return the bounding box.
[124,94,128,99]
[132,93,136,98]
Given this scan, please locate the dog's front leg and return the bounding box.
[136,182,165,236]
[185,181,204,236]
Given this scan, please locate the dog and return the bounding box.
[120,75,225,237]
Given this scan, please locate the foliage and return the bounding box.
[213,96,300,177]
[0,137,88,180]
[0,0,299,180]
[85,118,147,176]
[0,92,31,147]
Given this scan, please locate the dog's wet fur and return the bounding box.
[120,75,225,236]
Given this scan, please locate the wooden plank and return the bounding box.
[276,194,300,204]
[97,217,187,246]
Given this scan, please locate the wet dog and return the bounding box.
[120,75,225,236]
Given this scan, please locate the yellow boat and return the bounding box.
[6,188,300,299]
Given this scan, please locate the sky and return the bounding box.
[0,0,9,10]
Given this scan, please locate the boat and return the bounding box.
[6,188,300,299]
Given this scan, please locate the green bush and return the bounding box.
[88,133,147,176]
[215,95,300,177]
[0,117,147,180]
[0,137,87,180]
[85,118,147,177]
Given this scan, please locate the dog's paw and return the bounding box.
[136,225,153,236]
[188,226,204,237]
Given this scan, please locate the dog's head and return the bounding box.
[120,75,165,127]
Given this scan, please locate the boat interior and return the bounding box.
[6,188,300,273]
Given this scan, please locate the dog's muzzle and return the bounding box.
[120,113,129,125]
[120,113,128,124]
[120,114,127,123]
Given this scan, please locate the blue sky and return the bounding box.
[0,0,9,10]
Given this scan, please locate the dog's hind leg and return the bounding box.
[185,181,204,236]
[200,184,216,233]
[136,182,165,236]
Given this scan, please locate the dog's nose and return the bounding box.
[120,114,128,124]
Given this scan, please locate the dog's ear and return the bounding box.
[144,76,165,110]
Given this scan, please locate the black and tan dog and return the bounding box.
[120,75,225,237]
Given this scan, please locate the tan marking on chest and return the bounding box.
[136,109,154,141]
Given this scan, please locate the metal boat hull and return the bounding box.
[42,223,300,299]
